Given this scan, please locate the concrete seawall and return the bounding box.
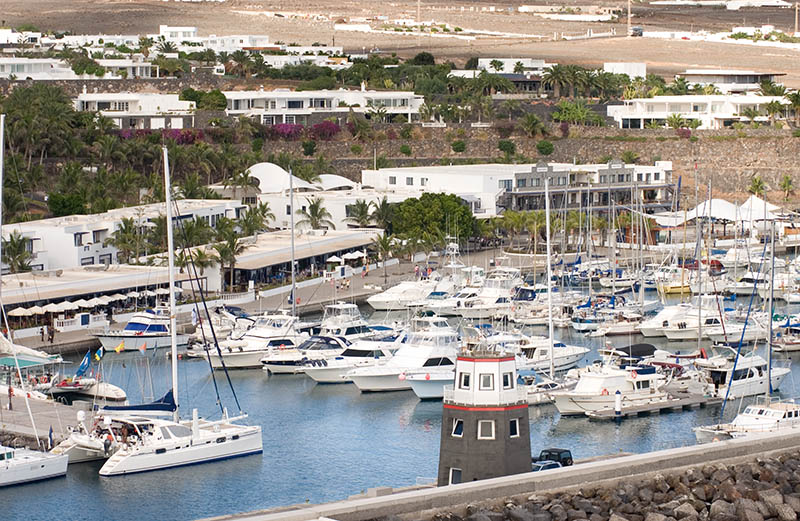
[208,431,800,521]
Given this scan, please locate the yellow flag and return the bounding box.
[114,341,125,353]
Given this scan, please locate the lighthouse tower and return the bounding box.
[437,349,531,486]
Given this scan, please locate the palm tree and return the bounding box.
[212,218,248,291]
[489,59,504,72]
[104,217,139,263]
[666,113,687,129]
[344,199,372,227]
[780,174,794,201]
[748,175,766,197]
[370,196,394,232]
[177,217,215,248]
[296,197,335,230]
[372,233,395,284]
[238,207,268,237]
[621,150,640,164]
[501,99,521,120]
[740,106,761,126]
[2,231,32,273]
[543,64,568,99]
[518,113,546,138]
[786,92,800,126]
[759,79,786,96]
[765,100,785,126]
[230,50,253,77]
[155,37,178,54]
[513,61,525,74]
[191,248,214,276]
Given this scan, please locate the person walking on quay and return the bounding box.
[40,327,45,342]
[7,385,13,411]
[48,327,55,344]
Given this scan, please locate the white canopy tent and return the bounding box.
[652,196,784,228]
[325,255,343,263]
[28,306,45,315]
[8,307,30,317]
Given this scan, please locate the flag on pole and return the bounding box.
[138,342,147,354]
[48,426,54,450]
[94,346,105,361]
[191,308,198,326]
[75,350,91,377]
[114,340,125,353]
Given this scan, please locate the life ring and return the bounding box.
[601,388,609,396]
[631,370,638,379]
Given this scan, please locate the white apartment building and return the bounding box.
[74,91,196,129]
[677,69,785,94]
[0,56,154,80]
[223,88,424,125]
[607,94,789,129]
[2,200,245,272]
[96,56,156,78]
[0,28,42,46]
[362,164,523,217]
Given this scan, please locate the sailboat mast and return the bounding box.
[0,114,4,309]
[289,168,297,317]
[544,177,555,379]
[768,219,775,395]
[163,147,179,422]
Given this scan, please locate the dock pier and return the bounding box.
[584,392,722,420]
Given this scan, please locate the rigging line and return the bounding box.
[170,196,241,414]
[719,237,769,421]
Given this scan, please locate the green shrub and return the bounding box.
[302,140,317,156]
[399,124,413,140]
[497,140,516,156]
[536,140,554,156]
[350,144,363,155]
[451,140,466,153]
[793,129,800,138]
[399,144,412,156]
[251,137,264,153]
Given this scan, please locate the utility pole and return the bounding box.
[627,0,632,36]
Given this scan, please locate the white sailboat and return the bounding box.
[96,147,262,476]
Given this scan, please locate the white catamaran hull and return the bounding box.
[98,426,262,476]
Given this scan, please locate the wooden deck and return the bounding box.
[584,392,723,420]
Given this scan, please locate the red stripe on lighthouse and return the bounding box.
[444,403,528,412]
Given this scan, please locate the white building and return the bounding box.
[2,200,245,272]
[677,69,785,94]
[96,56,156,78]
[208,162,408,230]
[0,57,154,80]
[0,28,42,46]
[607,94,789,129]
[362,164,524,217]
[604,62,647,79]
[223,88,424,125]
[476,58,549,74]
[74,91,196,129]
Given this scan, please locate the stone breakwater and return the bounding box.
[392,453,800,521]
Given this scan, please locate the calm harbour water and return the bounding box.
[3,299,800,521]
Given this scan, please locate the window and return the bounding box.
[451,418,464,437]
[477,420,495,440]
[479,374,494,390]
[287,100,303,109]
[406,177,413,186]
[626,174,631,182]
[421,178,428,187]
[286,205,291,216]
[81,257,95,266]
[99,254,112,265]
[534,178,541,187]
[74,233,84,247]
[499,179,512,191]
[502,372,513,389]
[600,175,607,183]
[389,176,396,185]
[449,467,462,485]
[637,173,643,182]
[509,418,519,438]
[618,174,625,183]
[459,372,471,389]
[516,178,527,188]
[654,172,660,181]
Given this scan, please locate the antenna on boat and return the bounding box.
[544,176,555,379]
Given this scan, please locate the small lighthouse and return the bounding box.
[437,349,531,486]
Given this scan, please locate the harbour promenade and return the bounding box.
[209,431,800,521]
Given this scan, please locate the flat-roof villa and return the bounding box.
[0,56,156,80]
[223,88,424,125]
[74,91,196,129]
[607,94,788,129]
[677,69,785,94]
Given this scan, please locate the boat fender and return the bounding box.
[601,388,609,396]
[238,347,243,352]
[398,372,406,381]
[631,370,638,379]
[425,373,431,381]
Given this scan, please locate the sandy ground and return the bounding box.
[5,0,800,85]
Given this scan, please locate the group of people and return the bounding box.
[39,326,55,344]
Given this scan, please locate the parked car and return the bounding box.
[531,460,562,472]
[534,448,573,467]
[631,26,643,37]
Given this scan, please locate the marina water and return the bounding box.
[3,300,800,521]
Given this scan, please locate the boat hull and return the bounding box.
[0,451,68,486]
[350,373,410,392]
[304,365,351,383]
[96,333,188,351]
[408,377,451,400]
[552,392,668,416]
[206,350,267,369]
[98,427,262,476]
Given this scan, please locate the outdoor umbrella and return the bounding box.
[110,293,127,301]
[42,303,60,313]
[326,255,343,263]
[7,307,30,317]
[58,301,79,312]
[73,299,92,308]
[127,291,140,299]
[28,306,45,315]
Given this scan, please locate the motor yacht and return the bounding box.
[261,335,350,374]
[694,348,790,399]
[94,306,188,351]
[551,364,668,416]
[694,398,800,443]
[347,328,460,392]
[304,336,400,383]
